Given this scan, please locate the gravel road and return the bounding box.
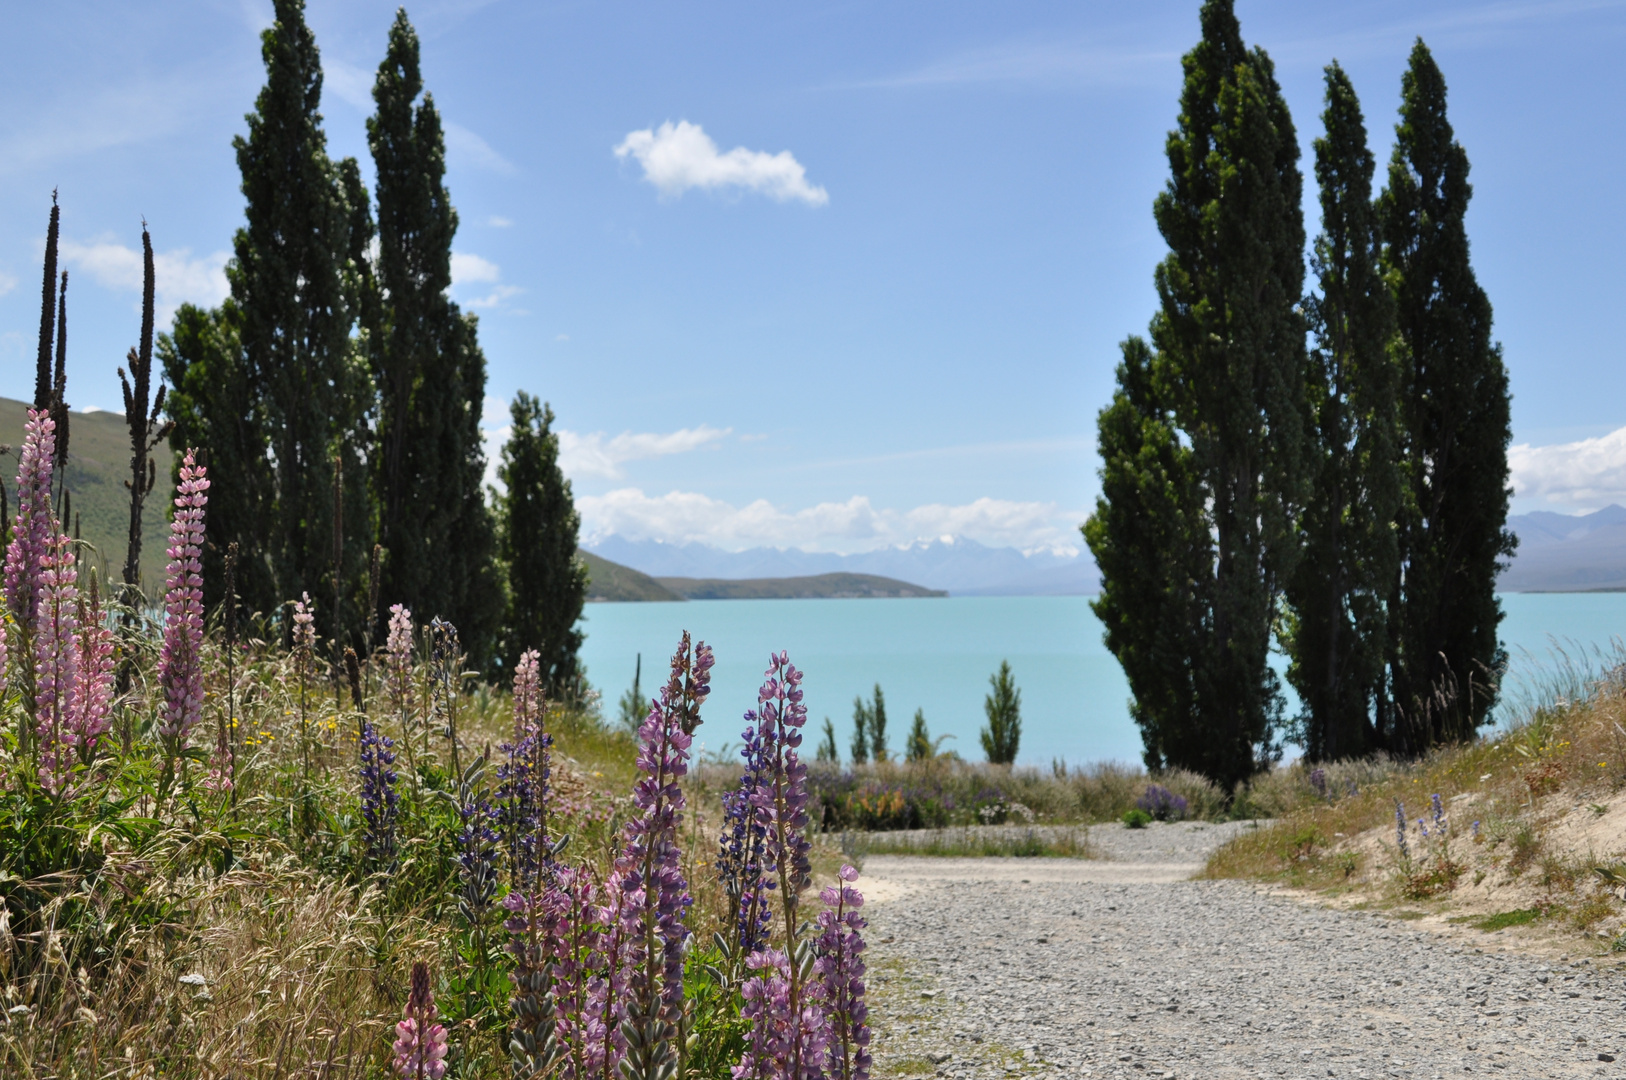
[860,821,1624,1079]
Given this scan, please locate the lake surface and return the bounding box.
[575,593,1626,768]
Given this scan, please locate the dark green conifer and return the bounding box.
[1283,63,1401,762]
[1377,40,1515,751]
[1090,0,1308,791]
[980,661,1022,766]
[367,9,501,666]
[496,393,587,693]
[228,0,373,644]
[1083,338,1208,772]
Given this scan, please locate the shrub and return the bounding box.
[1122,808,1152,829]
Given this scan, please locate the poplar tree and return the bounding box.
[229,0,373,643]
[1083,338,1208,772]
[1090,0,1308,791]
[1378,40,1514,751]
[1283,63,1400,762]
[368,9,501,665]
[496,393,587,693]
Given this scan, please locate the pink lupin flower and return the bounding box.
[292,592,316,659]
[33,535,79,794]
[69,579,115,770]
[157,450,209,748]
[385,603,415,725]
[393,960,449,1080]
[4,409,57,633]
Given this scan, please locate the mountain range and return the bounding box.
[588,505,1626,597]
[1500,504,1626,591]
[583,535,1099,596]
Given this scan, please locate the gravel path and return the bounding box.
[861,822,1624,1079]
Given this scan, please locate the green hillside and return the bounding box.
[656,572,945,600]
[0,397,174,592]
[582,551,685,602]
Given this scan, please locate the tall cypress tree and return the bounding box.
[1378,40,1514,751]
[497,393,587,693]
[368,9,501,666]
[1083,337,1208,772]
[1091,0,1307,792]
[229,0,373,643]
[1283,63,1401,762]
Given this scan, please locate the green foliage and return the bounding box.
[1283,62,1401,763]
[1378,39,1515,751]
[848,698,869,765]
[496,393,588,692]
[617,653,645,731]
[1121,808,1152,829]
[906,709,932,764]
[367,10,501,667]
[1089,0,1307,792]
[980,660,1021,765]
[852,684,888,763]
[226,0,375,646]
[816,717,839,763]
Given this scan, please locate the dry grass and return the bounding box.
[1203,655,1626,953]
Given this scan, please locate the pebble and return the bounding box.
[861,823,1624,1080]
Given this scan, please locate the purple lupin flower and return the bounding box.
[393,960,450,1080]
[1394,799,1409,862]
[814,866,871,1080]
[737,650,826,1080]
[359,719,400,868]
[33,534,79,794]
[157,450,208,750]
[720,713,775,958]
[500,648,551,894]
[600,632,709,1080]
[4,409,56,634]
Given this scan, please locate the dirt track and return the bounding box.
[861,822,1624,1079]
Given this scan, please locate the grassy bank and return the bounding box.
[1203,656,1626,953]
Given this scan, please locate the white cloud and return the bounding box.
[450,251,521,309]
[1511,425,1626,507]
[576,489,1081,556]
[58,238,229,324]
[445,121,516,174]
[0,271,16,297]
[478,402,728,490]
[323,57,374,111]
[614,121,828,206]
[450,251,501,284]
[488,216,514,228]
[559,426,731,480]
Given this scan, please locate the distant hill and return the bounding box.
[655,572,945,600]
[1502,504,1626,591]
[582,551,685,602]
[585,535,1098,596]
[0,397,174,591]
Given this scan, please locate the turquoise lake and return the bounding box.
[574,593,1626,768]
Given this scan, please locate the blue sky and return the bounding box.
[2,0,1624,553]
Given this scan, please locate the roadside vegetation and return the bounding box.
[1204,650,1626,953]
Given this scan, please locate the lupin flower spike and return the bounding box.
[157,449,208,748]
[393,960,449,1080]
